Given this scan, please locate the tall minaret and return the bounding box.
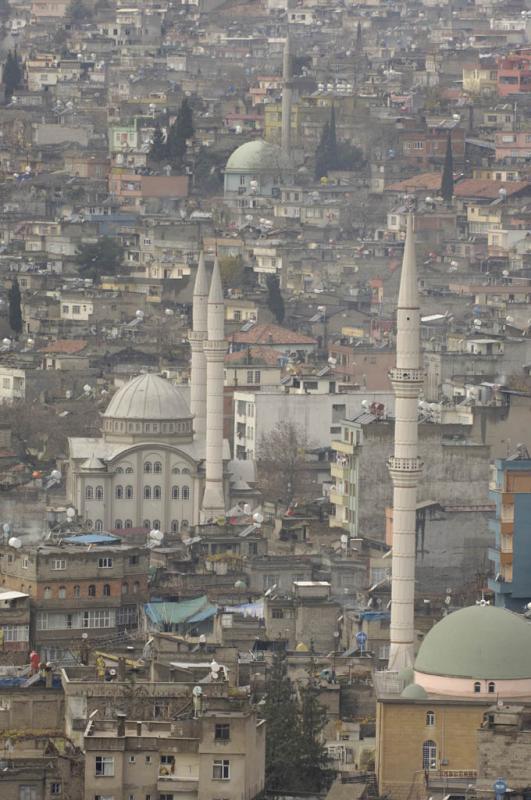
[387,213,423,672]
[189,252,208,438]
[201,258,227,519]
[281,30,292,159]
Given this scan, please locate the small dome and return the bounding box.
[104,374,191,421]
[401,683,428,699]
[415,605,531,680]
[225,139,290,172]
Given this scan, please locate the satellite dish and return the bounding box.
[340,534,348,545]
[83,384,92,394]
[8,537,22,549]
[149,529,164,541]
[444,595,452,606]
[252,512,264,524]
[361,399,369,409]
[50,469,61,481]
[135,310,145,319]
[192,685,203,696]
[243,503,251,515]
[65,390,72,400]
[66,507,76,519]
[164,308,174,316]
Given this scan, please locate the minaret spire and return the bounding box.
[281,29,292,159]
[201,257,227,520]
[189,251,208,437]
[387,212,423,672]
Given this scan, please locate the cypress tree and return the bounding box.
[176,97,194,141]
[441,130,454,203]
[262,647,301,793]
[266,274,285,324]
[8,277,23,336]
[3,50,21,102]
[328,105,338,169]
[315,120,330,179]
[298,666,334,792]
[356,20,363,51]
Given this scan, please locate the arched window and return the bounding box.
[115,467,124,474]
[95,486,104,500]
[126,486,134,499]
[143,519,150,529]
[125,466,134,474]
[86,519,93,529]
[474,681,481,693]
[73,585,80,597]
[88,584,96,597]
[95,520,103,531]
[144,461,152,473]
[426,711,435,726]
[182,486,190,500]
[171,520,179,533]
[115,519,123,529]
[153,485,161,500]
[144,486,151,499]
[103,584,111,597]
[172,466,181,474]
[58,586,66,599]
[182,468,190,475]
[488,681,496,694]
[122,582,128,595]
[133,581,140,594]
[44,586,51,600]
[85,486,94,500]
[153,520,161,531]
[154,461,162,473]
[422,740,437,770]
[115,485,124,499]
[124,519,132,529]
[181,519,189,529]
[172,486,180,500]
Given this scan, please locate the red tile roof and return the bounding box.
[454,179,530,199]
[40,339,88,354]
[228,323,317,346]
[225,347,283,366]
[385,172,446,193]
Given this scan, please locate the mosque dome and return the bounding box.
[225,139,290,173]
[104,374,192,421]
[401,683,427,699]
[414,605,531,681]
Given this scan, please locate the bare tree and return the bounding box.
[257,420,315,505]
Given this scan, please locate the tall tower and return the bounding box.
[189,252,208,438]
[387,213,423,672]
[201,258,227,519]
[281,30,292,160]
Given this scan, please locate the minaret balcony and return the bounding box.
[388,456,423,473]
[389,368,424,383]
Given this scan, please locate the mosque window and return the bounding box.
[115,486,123,499]
[115,467,124,474]
[85,486,94,500]
[152,424,159,433]
[124,520,132,529]
[115,519,123,529]
[153,520,160,531]
[145,424,151,433]
[473,681,481,693]
[426,711,435,726]
[172,486,180,500]
[154,462,162,474]
[171,520,179,533]
[88,585,96,597]
[182,486,190,500]
[182,468,190,475]
[422,740,437,770]
[144,461,152,473]
[153,486,162,500]
[143,520,150,529]
[125,467,134,474]
[144,487,152,499]
[95,520,103,532]
[488,681,496,694]
[126,486,134,499]
[122,582,128,595]
[172,466,181,474]
[86,519,93,529]
[95,486,104,500]
[181,519,189,529]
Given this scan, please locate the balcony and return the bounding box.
[330,490,347,507]
[157,775,199,794]
[331,462,350,480]
[427,770,477,790]
[332,439,356,455]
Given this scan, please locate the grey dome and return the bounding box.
[225,139,290,172]
[104,374,191,421]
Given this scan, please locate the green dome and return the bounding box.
[415,605,531,680]
[401,683,428,699]
[225,139,289,172]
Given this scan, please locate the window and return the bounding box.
[58,586,66,600]
[133,581,140,594]
[181,519,189,529]
[52,559,66,571]
[154,461,162,473]
[83,609,111,629]
[122,582,129,595]
[129,555,139,565]
[86,486,94,500]
[488,681,496,694]
[95,520,103,532]
[44,586,51,599]
[182,486,190,500]
[263,574,279,590]
[272,608,284,619]
[95,755,115,776]
[94,796,114,800]
[474,681,481,693]
[212,759,230,780]
[145,755,152,764]
[88,585,96,597]
[103,584,111,597]
[128,755,136,763]
[143,520,150,529]
[144,461,152,473]
[159,796,174,800]
[144,486,152,499]
[125,467,134,474]
[171,520,179,533]
[115,486,124,499]
[115,467,124,474]
[172,486,180,500]
[125,519,133,528]
[126,486,134,499]
[19,788,38,800]
[215,723,230,741]
[95,486,104,500]
[73,585,80,597]
[426,711,435,726]
[172,466,181,474]
[98,557,113,568]
[153,521,160,531]
[153,485,162,500]
[51,783,61,795]
[422,740,437,770]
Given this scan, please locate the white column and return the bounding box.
[189,252,208,438]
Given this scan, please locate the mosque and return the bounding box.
[67,256,256,533]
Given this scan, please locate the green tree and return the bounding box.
[315,120,331,180]
[3,50,22,102]
[257,419,313,504]
[150,122,167,162]
[176,97,194,140]
[219,255,244,287]
[8,277,23,336]
[298,666,334,792]
[266,273,285,324]
[76,237,124,283]
[441,130,454,203]
[166,99,194,168]
[263,648,301,793]
[68,0,91,21]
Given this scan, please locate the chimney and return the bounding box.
[116,712,126,737]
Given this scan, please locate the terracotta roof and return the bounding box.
[228,323,317,346]
[40,339,88,354]
[385,172,445,192]
[454,179,530,199]
[225,347,283,366]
